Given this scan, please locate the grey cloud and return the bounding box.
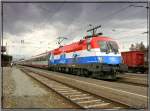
[2,2,148,59]
[3,2,147,37]
[3,3,83,35]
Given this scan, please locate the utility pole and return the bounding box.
[87,25,101,36]
[6,42,8,55]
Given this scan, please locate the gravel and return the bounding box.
[3,67,78,108]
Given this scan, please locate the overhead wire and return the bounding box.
[103,6,146,40]
[66,3,147,42]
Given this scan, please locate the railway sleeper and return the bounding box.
[84,103,110,108]
[21,67,128,109]
[77,99,103,104]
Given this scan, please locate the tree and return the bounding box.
[129,42,146,51]
[129,44,136,51]
[135,43,140,50]
[139,42,146,51]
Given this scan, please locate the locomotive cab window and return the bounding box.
[108,41,119,53]
[98,41,119,53]
[98,41,108,52]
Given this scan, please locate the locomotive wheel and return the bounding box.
[65,67,69,73]
[68,68,72,74]
[91,71,117,80]
[83,69,89,77]
[91,71,101,79]
[72,68,77,75]
[108,70,117,80]
[76,69,81,76]
[80,69,84,76]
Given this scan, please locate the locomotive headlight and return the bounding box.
[98,57,103,63]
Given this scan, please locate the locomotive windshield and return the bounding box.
[98,41,119,53]
[98,41,108,52]
[108,41,119,53]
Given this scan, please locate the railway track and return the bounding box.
[19,65,148,87]
[20,68,128,109]
[117,74,148,87]
[115,80,147,87]
[18,65,148,108]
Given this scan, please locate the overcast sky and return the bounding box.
[2,2,148,60]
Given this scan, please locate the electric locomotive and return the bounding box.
[20,26,127,80]
[48,33,126,79]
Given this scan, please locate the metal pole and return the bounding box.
[87,25,101,36]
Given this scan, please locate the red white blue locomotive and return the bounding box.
[20,33,126,80]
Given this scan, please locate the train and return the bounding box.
[19,33,127,80]
[121,50,148,73]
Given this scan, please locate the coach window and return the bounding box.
[43,56,46,61]
[41,57,43,61]
[43,56,45,61]
[40,57,42,61]
[38,57,40,61]
[46,55,48,60]
[42,56,44,61]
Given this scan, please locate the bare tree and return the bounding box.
[129,44,136,51]
[129,42,146,51]
[139,42,146,51]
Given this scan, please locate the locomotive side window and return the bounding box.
[87,38,91,51]
[98,41,108,52]
[98,41,119,53]
[87,43,91,51]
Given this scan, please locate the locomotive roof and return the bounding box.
[50,36,113,55]
[28,35,114,60]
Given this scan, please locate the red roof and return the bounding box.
[50,36,114,55]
